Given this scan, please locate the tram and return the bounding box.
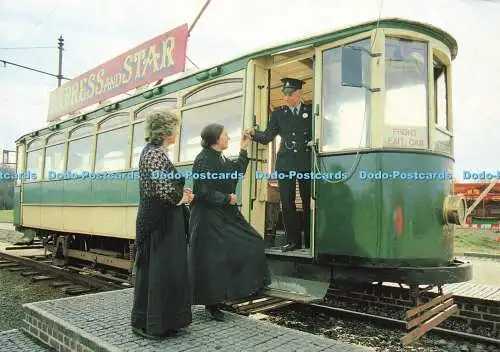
[12,18,472,302]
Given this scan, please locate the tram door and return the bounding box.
[244,50,316,253]
[242,59,271,238]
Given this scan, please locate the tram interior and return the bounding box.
[255,46,315,255]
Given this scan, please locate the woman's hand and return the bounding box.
[229,193,237,205]
[240,133,250,149]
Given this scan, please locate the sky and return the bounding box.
[0,0,499,181]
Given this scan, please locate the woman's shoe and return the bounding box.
[205,305,224,321]
[132,327,178,339]
[132,327,163,340]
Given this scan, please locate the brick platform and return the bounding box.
[0,329,50,351]
[22,288,373,352]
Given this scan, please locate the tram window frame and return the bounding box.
[43,132,67,180]
[434,57,448,130]
[178,79,244,163]
[15,143,25,186]
[94,113,131,173]
[25,138,44,183]
[383,37,429,150]
[67,124,96,174]
[132,99,178,166]
[320,37,372,152]
[433,54,452,155]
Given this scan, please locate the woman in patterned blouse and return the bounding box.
[131,110,194,339]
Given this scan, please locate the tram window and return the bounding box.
[434,129,452,155]
[26,149,43,181]
[94,127,129,172]
[321,38,371,151]
[16,145,24,186]
[131,122,145,168]
[46,133,65,145]
[99,114,129,130]
[179,96,243,161]
[434,59,448,130]
[184,81,243,106]
[44,144,65,179]
[27,139,43,150]
[131,121,173,167]
[135,100,177,120]
[70,125,94,138]
[383,38,428,149]
[67,137,92,173]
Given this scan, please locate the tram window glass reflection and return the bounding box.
[44,144,65,179]
[132,122,145,168]
[434,58,448,130]
[16,145,24,185]
[95,127,129,172]
[67,137,92,173]
[180,80,243,162]
[383,38,428,149]
[99,114,129,130]
[46,133,65,145]
[70,125,94,138]
[321,38,371,152]
[135,99,177,120]
[184,81,243,106]
[26,149,43,182]
[180,97,242,161]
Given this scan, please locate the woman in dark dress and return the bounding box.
[188,124,271,321]
[131,110,193,339]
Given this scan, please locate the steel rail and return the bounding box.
[305,302,500,347]
[0,252,124,291]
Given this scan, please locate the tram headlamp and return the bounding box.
[443,195,467,225]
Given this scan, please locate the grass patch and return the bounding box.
[0,210,13,223]
[454,228,500,255]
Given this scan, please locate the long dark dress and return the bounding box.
[131,142,192,335]
[188,147,270,306]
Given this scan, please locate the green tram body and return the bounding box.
[12,18,471,301]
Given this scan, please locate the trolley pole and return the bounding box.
[57,35,64,87]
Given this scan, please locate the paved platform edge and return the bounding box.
[22,300,121,352]
[21,288,375,352]
[0,328,51,351]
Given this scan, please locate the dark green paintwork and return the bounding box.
[21,162,242,205]
[314,151,455,266]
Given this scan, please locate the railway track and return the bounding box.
[226,283,500,349]
[0,252,128,296]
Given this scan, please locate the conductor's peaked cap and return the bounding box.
[281,77,305,93]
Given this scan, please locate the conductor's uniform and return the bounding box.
[251,78,312,251]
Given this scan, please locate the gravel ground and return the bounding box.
[260,305,498,352]
[0,228,67,332]
[0,267,68,331]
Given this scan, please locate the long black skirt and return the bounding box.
[188,204,270,306]
[131,207,192,334]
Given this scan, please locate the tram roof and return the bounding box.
[16,17,457,143]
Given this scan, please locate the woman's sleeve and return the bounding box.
[142,149,184,205]
[192,155,230,205]
[232,149,249,175]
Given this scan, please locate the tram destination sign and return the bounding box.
[47,23,189,122]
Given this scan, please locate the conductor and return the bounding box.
[245,77,312,252]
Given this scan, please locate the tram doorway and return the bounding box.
[244,46,315,256]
